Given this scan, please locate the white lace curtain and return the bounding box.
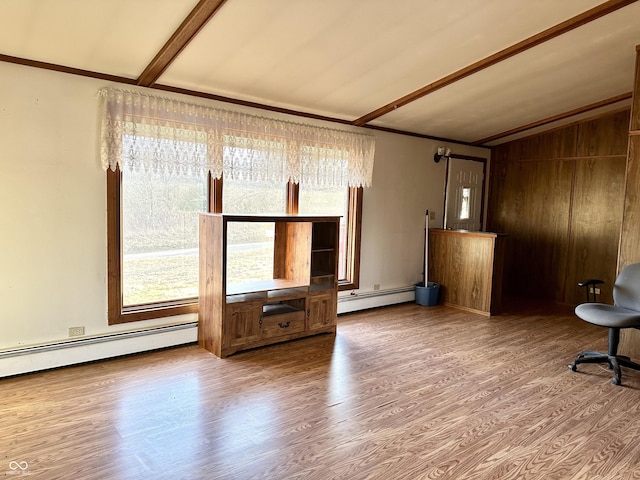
[98,87,375,187]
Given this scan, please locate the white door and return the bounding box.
[444,158,485,231]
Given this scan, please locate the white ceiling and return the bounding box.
[1,0,639,145]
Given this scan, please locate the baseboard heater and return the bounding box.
[0,322,197,360]
[1,287,415,360]
[338,285,414,314]
[1,287,415,376]
[339,285,414,301]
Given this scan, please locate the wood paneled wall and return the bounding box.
[618,47,640,358]
[488,109,630,305]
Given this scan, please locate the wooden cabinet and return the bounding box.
[428,228,506,316]
[224,301,262,347]
[198,214,339,358]
[308,292,336,330]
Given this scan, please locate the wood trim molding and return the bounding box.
[136,0,229,87]
[339,187,363,291]
[209,175,223,214]
[106,168,123,325]
[352,0,638,126]
[450,153,488,162]
[151,83,355,125]
[360,124,487,148]
[0,53,137,84]
[286,182,300,214]
[487,106,632,149]
[473,92,633,145]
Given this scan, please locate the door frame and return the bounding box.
[443,154,488,231]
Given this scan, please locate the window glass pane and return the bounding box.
[122,170,206,305]
[222,178,286,215]
[223,179,285,285]
[298,185,348,279]
[460,187,471,220]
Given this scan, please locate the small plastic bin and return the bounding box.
[415,281,440,306]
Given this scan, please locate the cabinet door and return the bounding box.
[307,292,336,330]
[224,303,262,347]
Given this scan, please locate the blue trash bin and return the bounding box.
[415,282,440,306]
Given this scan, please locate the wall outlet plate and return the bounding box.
[68,326,85,337]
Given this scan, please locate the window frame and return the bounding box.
[287,183,362,291]
[107,170,362,324]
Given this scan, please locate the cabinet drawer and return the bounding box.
[261,310,305,339]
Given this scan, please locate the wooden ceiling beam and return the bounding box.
[136,0,228,87]
[472,92,632,145]
[352,0,639,127]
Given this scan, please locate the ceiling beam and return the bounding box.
[472,92,633,145]
[136,0,228,87]
[352,0,638,127]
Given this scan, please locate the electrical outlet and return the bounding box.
[68,326,85,337]
[373,283,380,291]
[429,211,435,221]
[589,287,601,295]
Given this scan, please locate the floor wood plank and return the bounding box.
[2,300,640,479]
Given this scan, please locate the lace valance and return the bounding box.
[98,87,375,187]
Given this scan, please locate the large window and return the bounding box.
[107,174,361,324]
[102,88,371,324]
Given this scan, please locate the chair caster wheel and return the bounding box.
[568,364,577,372]
[612,377,621,385]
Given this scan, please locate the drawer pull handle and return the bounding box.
[278,321,290,329]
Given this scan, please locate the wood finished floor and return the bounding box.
[2,300,640,480]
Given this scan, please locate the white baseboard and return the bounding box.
[1,286,416,378]
[338,286,415,314]
[0,324,197,378]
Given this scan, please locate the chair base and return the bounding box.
[569,350,640,385]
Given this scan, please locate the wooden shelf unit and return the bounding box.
[198,214,340,358]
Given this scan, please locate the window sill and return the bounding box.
[109,299,199,325]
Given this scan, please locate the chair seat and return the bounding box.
[575,303,640,328]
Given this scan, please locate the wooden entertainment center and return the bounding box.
[198,214,340,358]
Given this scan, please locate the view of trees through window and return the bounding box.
[223,178,286,285]
[121,172,349,306]
[122,170,206,305]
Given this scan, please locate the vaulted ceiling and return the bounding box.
[1,0,639,146]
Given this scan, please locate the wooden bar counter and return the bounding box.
[428,229,506,316]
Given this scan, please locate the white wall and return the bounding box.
[0,62,489,375]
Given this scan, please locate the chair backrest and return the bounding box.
[614,263,640,311]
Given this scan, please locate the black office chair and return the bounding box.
[569,263,640,385]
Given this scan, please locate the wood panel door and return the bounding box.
[445,158,485,231]
[224,303,262,346]
[307,292,336,330]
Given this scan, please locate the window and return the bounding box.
[102,88,371,324]
[223,178,286,285]
[460,187,471,220]
[299,185,347,278]
[122,169,206,305]
[108,174,361,324]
